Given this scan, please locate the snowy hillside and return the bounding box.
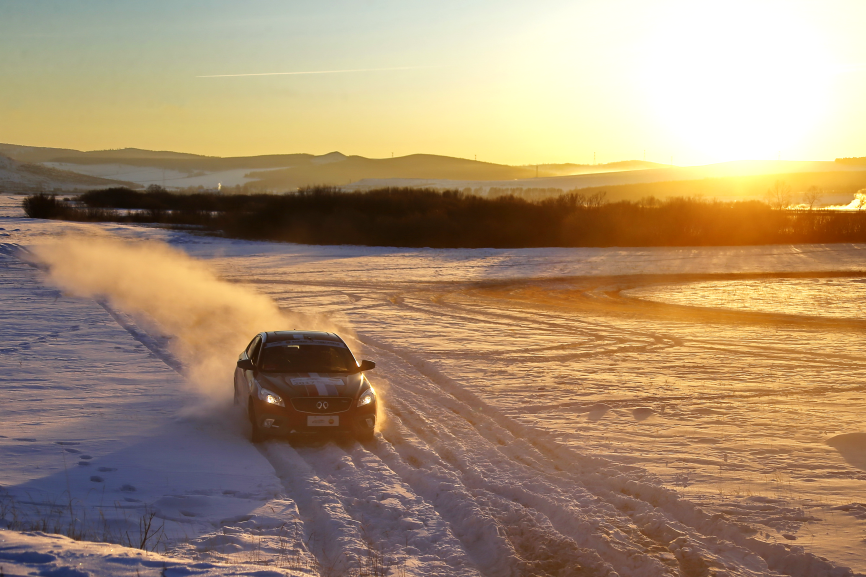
[0,153,134,193]
[0,195,864,576]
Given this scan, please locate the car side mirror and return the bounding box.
[237,358,255,371]
[358,360,376,372]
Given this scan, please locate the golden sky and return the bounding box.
[1,0,865,166]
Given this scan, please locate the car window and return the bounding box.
[259,344,357,373]
[247,336,262,363]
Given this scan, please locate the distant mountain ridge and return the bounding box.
[4,143,862,200]
[0,143,663,190]
[243,153,657,189]
[0,144,206,164]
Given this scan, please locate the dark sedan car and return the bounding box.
[234,331,377,442]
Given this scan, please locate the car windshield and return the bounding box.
[259,343,357,373]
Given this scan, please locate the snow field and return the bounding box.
[226,265,866,573]
[1,195,865,575]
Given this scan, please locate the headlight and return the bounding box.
[257,386,285,407]
[357,387,376,407]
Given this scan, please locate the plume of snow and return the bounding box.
[32,236,348,407]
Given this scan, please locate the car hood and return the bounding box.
[256,371,366,398]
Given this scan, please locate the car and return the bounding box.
[234,331,378,442]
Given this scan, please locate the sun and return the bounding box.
[644,1,831,162]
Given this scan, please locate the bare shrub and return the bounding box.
[22,193,66,219]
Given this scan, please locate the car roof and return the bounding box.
[262,331,346,346]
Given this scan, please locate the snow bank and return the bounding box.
[0,529,306,576]
[827,433,866,471]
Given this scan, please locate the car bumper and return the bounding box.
[253,398,377,436]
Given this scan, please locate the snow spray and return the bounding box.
[32,235,349,409]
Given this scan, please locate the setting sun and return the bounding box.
[645,1,832,161]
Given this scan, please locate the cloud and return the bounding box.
[197,66,433,78]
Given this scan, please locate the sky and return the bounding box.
[1,0,865,166]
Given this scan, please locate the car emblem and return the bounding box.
[316,401,329,410]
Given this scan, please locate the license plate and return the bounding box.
[307,415,339,427]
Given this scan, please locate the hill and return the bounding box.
[0,144,207,164]
[349,160,866,203]
[246,156,667,189]
[4,143,864,201]
[550,170,866,205]
[0,153,137,192]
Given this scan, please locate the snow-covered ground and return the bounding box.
[1,193,865,576]
[626,278,866,320]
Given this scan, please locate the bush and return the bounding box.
[22,193,66,219]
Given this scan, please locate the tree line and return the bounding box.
[22,186,866,248]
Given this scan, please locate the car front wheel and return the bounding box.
[248,401,265,443]
[354,414,376,442]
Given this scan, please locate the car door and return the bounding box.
[236,335,262,409]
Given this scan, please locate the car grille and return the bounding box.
[291,397,352,414]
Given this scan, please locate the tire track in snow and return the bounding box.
[97,301,184,373]
[345,332,606,577]
[422,300,687,369]
[293,439,481,577]
[395,293,619,340]
[384,293,677,365]
[516,379,866,415]
[369,359,696,577]
[355,333,858,577]
[360,338,666,577]
[682,339,866,366]
[371,420,532,577]
[261,441,367,575]
[373,402,627,577]
[437,290,683,346]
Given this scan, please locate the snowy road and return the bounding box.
[1,195,865,576]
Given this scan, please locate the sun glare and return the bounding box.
[645,2,832,162]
